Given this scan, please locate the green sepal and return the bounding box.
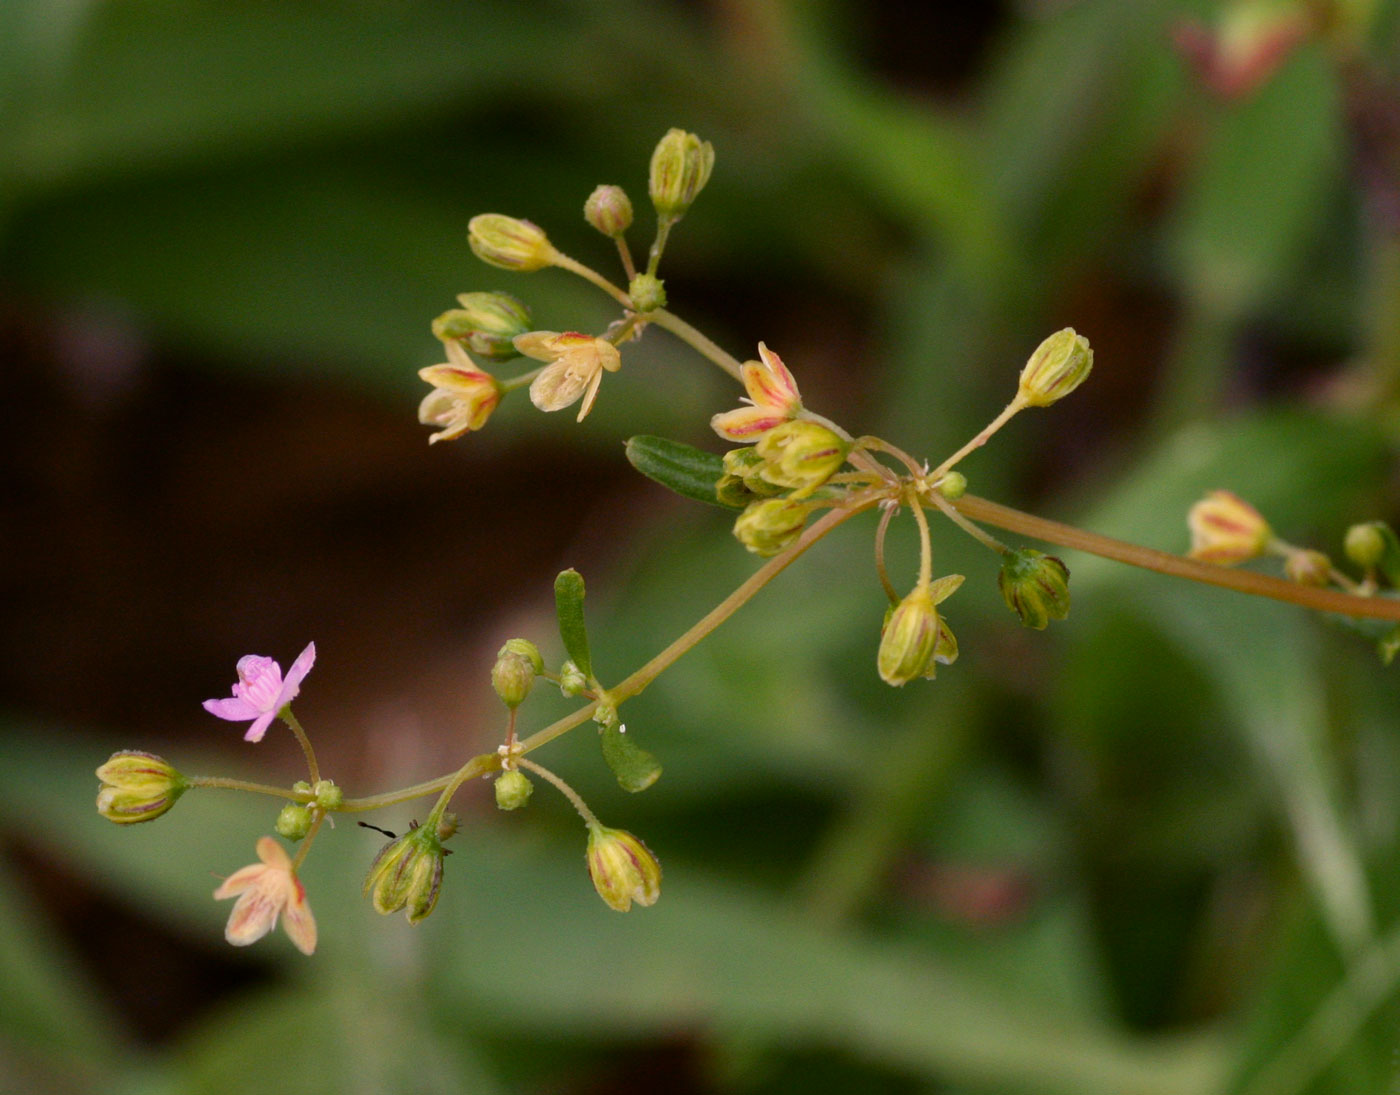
[625,435,741,510]
[600,721,662,792]
[554,569,594,680]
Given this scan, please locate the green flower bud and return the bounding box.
[628,273,667,313]
[733,497,812,556]
[648,128,715,221]
[311,779,343,810]
[363,823,446,924]
[95,751,187,824]
[997,548,1071,630]
[1344,522,1388,570]
[1018,328,1093,407]
[936,471,967,499]
[754,420,850,497]
[492,640,540,708]
[559,660,588,697]
[494,770,533,810]
[276,803,313,841]
[1285,548,1332,587]
[722,446,785,497]
[586,823,662,912]
[468,213,558,272]
[584,184,633,237]
[431,292,532,361]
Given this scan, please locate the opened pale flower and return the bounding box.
[214,836,317,955]
[203,642,315,743]
[418,341,501,442]
[711,343,803,441]
[515,331,622,421]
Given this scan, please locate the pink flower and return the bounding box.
[203,642,315,743]
[710,343,803,441]
[214,836,317,955]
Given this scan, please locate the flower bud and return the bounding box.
[468,213,558,272]
[733,498,812,556]
[936,471,967,499]
[363,824,446,924]
[1187,490,1273,565]
[1018,328,1093,407]
[878,575,964,686]
[276,803,313,841]
[559,660,588,696]
[95,751,187,824]
[997,549,1071,630]
[722,446,785,497]
[586,824,662,912]
[492,643,538,708]
[648,128,714,221]
[628,273,667,313]
[584,184,633,237]
[1344,522,1388,571]
[1285,548,1332,587]
[431,292,532,361]
[754,420,850,497]
[495,770,533,810]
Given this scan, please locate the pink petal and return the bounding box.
[214,863,268,900]
[255,836,293,869]
[279,642,316,704]
[203,696,260,721]
[244,710,277,743]
[282,888,317,955]
[224,888,279,946]
[711,406,789,441]
[746,344,801,408]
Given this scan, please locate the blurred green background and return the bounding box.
[3,1,1400,1092]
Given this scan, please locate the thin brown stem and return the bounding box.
[649,308,744,379]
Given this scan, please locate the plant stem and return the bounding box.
[280,708,320,785]
[649,308,744,379]
[910,492,933,588]
[614,236,637,282]
[928,396,1027,481]
[549,251,633,308]
[517,757,599,826]
[187,775,308,799]
[499,365,545,393]
[954,494,1400,622]
[290,811,324,871]
[925,488,1008,554]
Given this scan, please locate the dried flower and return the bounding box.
[418,341,502,442]
[586,824,661,912]
[711,343,804,442]
[515,330,622,421]
[203,643,315,743]
[214,836,317,955]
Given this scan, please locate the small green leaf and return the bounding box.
[554,569,593,680]
[625,435,740,509]
[600,721,662,792]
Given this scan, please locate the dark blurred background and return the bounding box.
[3,2,1400,1093]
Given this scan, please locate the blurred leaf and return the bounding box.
[554,568,595,681]
[599,720,662,793]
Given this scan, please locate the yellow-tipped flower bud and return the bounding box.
[733,497,812,556]
[1018,328,1093,407]
[754,420,850,497]
[276,803,313,841]
[584,184,634,237]
[648,128,714,222]
[492,639,541,709]
[1187,490,1273,565]
[586,824,662,912]
[997,549,1071,630]
[878,575,964,686]
[1285,549,1332,587]
[468,213,558,272]
[95,751,187,824]
[628,273,667,313]
[432,292,532,361]
[559,659,588,696]
[1344,522,1388,571]
[495,770,534,811]
[363,823,446,924]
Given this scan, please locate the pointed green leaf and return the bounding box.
[600,721,662,793]
[554,569,593,680]
[625,435,740,509]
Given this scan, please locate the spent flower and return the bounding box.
[363,823,447,924]
[878,575,964,686]
[998,549,1071,630]
[214,836,317,955]
[203,642,316,743]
